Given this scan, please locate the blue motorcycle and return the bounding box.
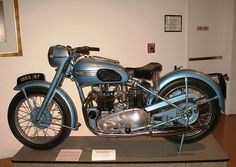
[8,45,226,150]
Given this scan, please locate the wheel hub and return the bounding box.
[177,102,199,125]
[30,108,52,129]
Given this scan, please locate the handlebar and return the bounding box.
[73,46,100,54]
[66,46,100,62]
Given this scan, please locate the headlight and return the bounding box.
[47,45,70,67]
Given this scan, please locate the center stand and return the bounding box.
[178,133,186,154]
[178,114,190,154]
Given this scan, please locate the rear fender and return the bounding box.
[153,69,225,112]
[14,79,78,129]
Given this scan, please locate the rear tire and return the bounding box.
[8,87,71,149]
[157,78,221,144]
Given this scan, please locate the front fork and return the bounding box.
[35,64,66,122]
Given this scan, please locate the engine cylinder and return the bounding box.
[96,94,115,111]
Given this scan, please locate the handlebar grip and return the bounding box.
[74,46,100,54]
[88,47,100,52]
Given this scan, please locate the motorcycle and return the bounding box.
[8,45,226,150]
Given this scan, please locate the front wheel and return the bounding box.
[157,78,221,144]
[8,88,71,149]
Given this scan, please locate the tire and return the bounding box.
[8,87,71,149]
[156,78,221,144]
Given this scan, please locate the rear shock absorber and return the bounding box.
[152,71,160,91]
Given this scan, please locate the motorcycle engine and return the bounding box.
[97,108,149,133]
[85,84,149,133]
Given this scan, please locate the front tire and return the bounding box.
[157,78,221,144]
[8,87,71,149]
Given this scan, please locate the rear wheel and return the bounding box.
[157,78,221,143]
[8,88,71,149]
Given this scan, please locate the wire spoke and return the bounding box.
[21,102,31,113]
[185,77,189,109]
[30,127,39,138]
[13,92,67,144]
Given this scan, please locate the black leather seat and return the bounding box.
[126,62,162,80]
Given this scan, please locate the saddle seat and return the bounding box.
[126,62,162,80]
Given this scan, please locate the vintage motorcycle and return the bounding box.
[8,45,226,150]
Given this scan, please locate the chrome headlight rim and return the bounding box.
[47,45,70,68]
[48,46,56,67]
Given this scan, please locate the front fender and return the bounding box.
[14,80,78,129]
[159,69,225,112]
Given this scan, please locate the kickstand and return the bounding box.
[178,133,185,154]
[178,115,190,154]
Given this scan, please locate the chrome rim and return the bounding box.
[15,94,64,144]
[162,79,212,136]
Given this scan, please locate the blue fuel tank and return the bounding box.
[73,56,129,85]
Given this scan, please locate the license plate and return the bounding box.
[17,73,45,86]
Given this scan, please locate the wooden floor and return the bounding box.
[0,114,235,167]
[212,114,236,167]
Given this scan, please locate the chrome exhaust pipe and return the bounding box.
[150,125,209,137]
[92,125,209,137]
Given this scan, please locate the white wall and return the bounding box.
[0,0,187,158]
[186,0,235,115]
[0,0,234,159]
[187,0,226,73]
